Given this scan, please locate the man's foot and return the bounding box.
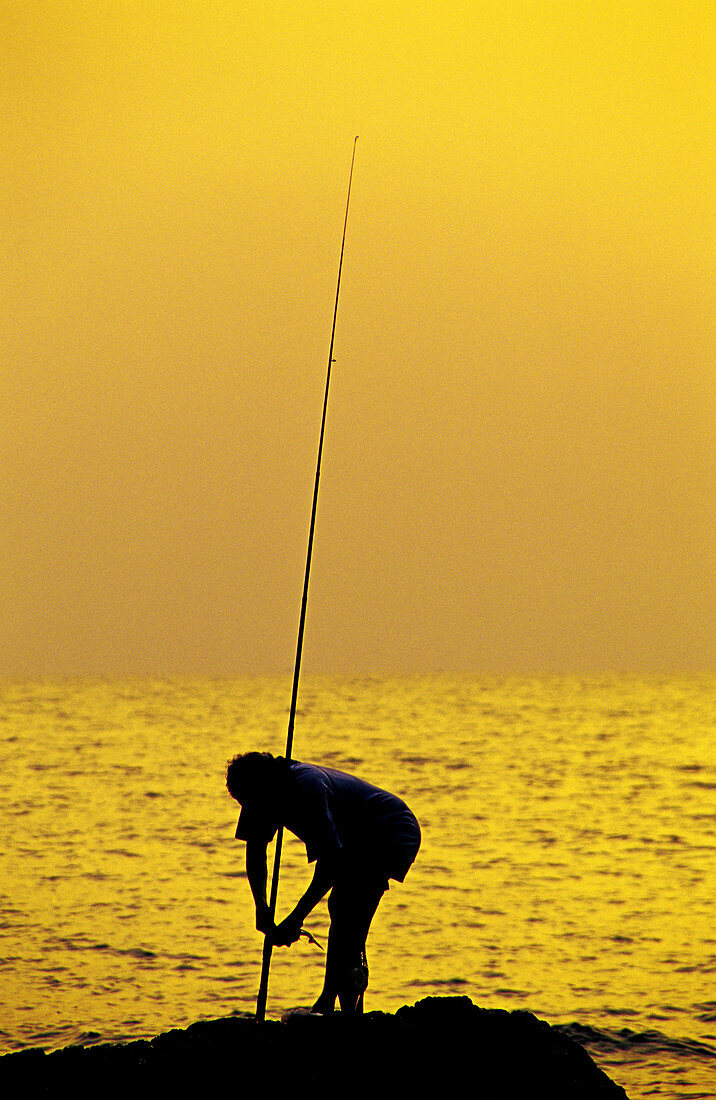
[337,989,364,1015]
[311,993,336,1014]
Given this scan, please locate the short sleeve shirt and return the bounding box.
[235,760,420,881]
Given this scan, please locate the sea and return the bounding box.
[0,675,714,1098]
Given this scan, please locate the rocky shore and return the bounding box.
[0,995,628,1097]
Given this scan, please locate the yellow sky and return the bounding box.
[1,1,713,676]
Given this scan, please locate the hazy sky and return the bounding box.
[2,1,713,677]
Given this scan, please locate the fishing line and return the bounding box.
[255,137,359,1022]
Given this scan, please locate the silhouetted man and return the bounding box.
[226,752,421,1014]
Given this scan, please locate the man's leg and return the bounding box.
[312,871,387,1014]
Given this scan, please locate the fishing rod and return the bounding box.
[255,136,359,1022]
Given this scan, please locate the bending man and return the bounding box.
[226,752,421,1014]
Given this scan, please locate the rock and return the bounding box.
[0,996,628,1098]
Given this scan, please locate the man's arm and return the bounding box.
[292,856,337,923]
[245,838,273,934]
[271,856,338,945]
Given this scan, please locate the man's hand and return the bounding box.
[271,913,302,947]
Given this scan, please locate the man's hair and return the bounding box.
[225,751,284,802]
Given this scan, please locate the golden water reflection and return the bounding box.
[1,676,714,1098]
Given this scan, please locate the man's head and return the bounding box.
[225,751,284,804]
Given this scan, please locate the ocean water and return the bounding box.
[0,675,714,1099]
